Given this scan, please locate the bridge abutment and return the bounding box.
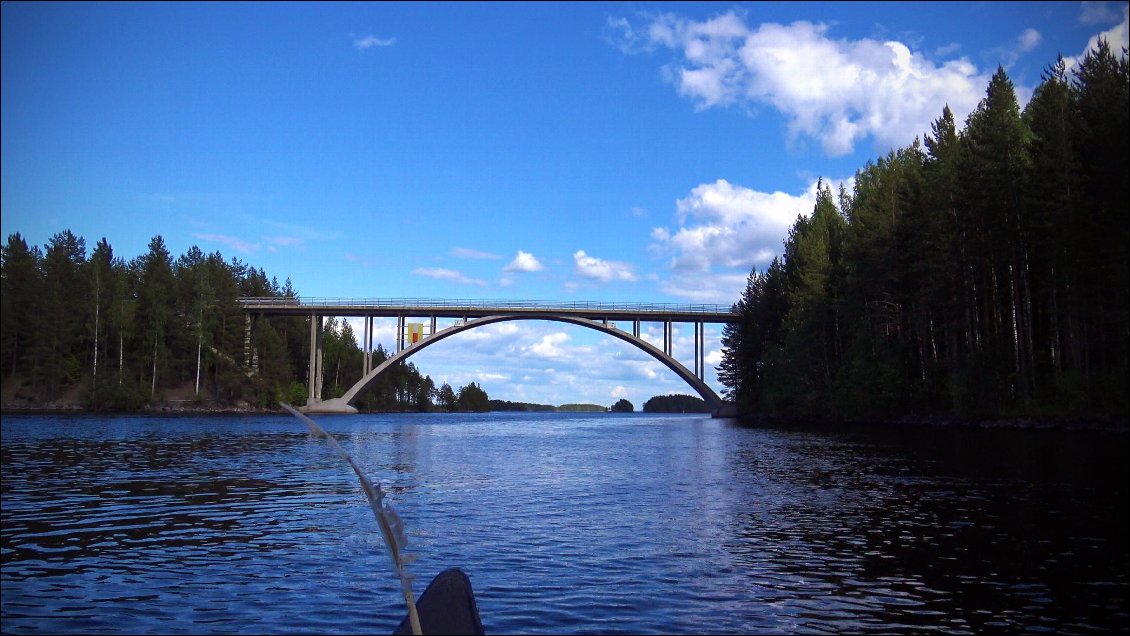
[301,397,358,414]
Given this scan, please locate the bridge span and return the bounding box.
[239,297,739,417]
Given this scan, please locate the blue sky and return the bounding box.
[3,2,1127,407]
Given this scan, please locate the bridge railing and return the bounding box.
[238,296,735,315]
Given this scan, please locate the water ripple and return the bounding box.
[2,414,1127,634]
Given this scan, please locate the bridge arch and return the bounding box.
[309,314,724,414]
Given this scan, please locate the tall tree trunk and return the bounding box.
[195,331,202,396]
[93,282,100,385]
[151,330,158,396]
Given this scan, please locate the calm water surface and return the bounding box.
[1,413,1127,634]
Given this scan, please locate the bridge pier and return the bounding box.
[307,314,324,407]
[303,397,358,414]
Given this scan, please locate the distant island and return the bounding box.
[486,395,710,414]
[642,394,709,413]
[489,400,607,413]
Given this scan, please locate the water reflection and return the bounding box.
[2,414,1127,634]
[720,426,1129,634]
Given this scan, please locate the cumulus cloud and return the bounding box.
[1065,4,1129,72]
[411,267,488,286]
[353,34,396,50]
[610,11,991,156]
[650,178,823,273]
[648,177,855,303]
[659,271,752,304]
[1084,4,1129,57]
[503,250,544,273]
[573,250,638,282]
[526,332,572,359]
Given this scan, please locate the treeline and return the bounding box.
[718,43,1128,419]
[642,394,709,413]
[489,400,558,412]
[0,232,490,412]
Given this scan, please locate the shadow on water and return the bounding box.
[720,423,1129,633]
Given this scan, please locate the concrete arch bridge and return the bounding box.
[238,298,739,417]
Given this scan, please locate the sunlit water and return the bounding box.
[2,412,1127,634]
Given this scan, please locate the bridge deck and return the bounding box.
[239,297,737,323]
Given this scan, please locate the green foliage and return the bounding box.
[610,398,634,413]
[556,404,607,412]
[642,394,708,413]
[456,382,490,412]
[1,229,467,412]
[718,47,1129,420]
[285,381,309,406]
[436,382,459,411]
[488,399,557,412]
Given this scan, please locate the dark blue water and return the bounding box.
[2,413,1127,634]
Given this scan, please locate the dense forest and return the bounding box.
[0,233,491,412]
[642,394,709,413]
[718,43,1128,419]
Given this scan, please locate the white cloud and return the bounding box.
[649,177,858,303]
[573,250,638,282]
[1018,28,1042,53]
[659,272,750,304]
[503,250,544,273]
[410,267,488,286]
[353,34,396,50]
[990,28,1045,70]
[1065,4,1130,73]
[612,11,990,156]
[650,178,822,274]
[1086,4,1129,56]
[526,332,572,359]
[704,348,723,366]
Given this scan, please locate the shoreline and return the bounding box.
[730,412,1129,433]
[3,402,1126,432]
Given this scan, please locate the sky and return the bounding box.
[3,1,1128,408]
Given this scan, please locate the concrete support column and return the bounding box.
[315,318,324,403]
[663,321,672,356]
[696,322,706,380]
[308,314,323,405]
[396,315,405,353]
[691,323,700,377]
[363,316,372,376]
[430,316,437,339]
[632,321,640,338]
[694,321,700,379]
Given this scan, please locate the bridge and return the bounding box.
[239,297,739,417]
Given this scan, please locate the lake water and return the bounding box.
[1,412,1127,634]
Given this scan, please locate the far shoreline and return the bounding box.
[3,402,1126,433]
